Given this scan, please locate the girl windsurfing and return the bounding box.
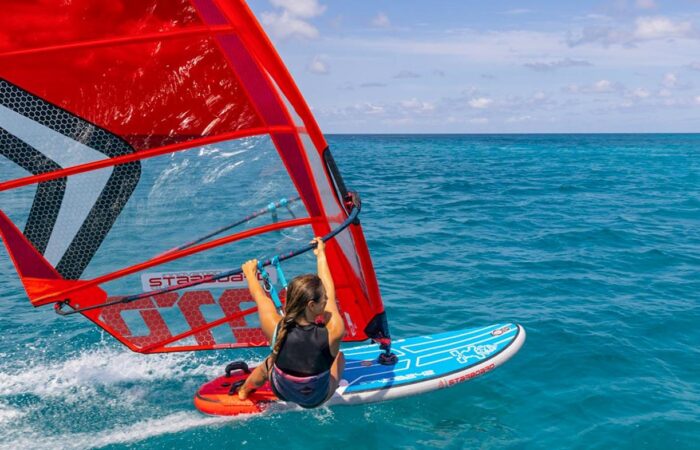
[237,237,346,408]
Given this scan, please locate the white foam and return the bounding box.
[0,347,223,398]
[0,345,273,449]
[4,411,236,450]
[0,401,24,427]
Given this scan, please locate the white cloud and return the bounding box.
[506,115,534,123]
[372,12,391,28]
[695,95,700,105]
[503,9,531,15]
[593,79,615,92]
[360,103,385,115]
[524,58,593,72]
[308,55,329,74]
[662,98,680,106]
[659,72,692,90]
[400,98,435,112]
[568,15,695,47]
[565,80,623,94]
[394,70,420,79]
[262,11,319,38]
[688,61,700,71]
[469,118,489,124]
[468,97,493,109]
[633,16,693,40]
[630,88,651,98]
[359,82,387,88]
[269,0,325,18]
[584,14,614,22]
[566,26,628,47]
[334,27,700,73]
[262,0,325,39]
[662,72,678,88]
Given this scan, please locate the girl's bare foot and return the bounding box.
[238,385,250,400]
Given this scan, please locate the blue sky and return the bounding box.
[247,0,700,133]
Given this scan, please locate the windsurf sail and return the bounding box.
[0,0,390,353]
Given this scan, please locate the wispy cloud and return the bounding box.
[629,87,651,98]
[358,102,385,115]
[660,72,692,90]
[506,115,534,123]
[662,72,678,88]
[566,26,627,47]
[253,2,700,132]
[633,16,693,40]
[568,15,696,47]
[352,30,560,59]
[565,79,623,94]
[468,97,493,109]
[400,98,435,112]
[503,9,531,15]
[359,82,387,88]
[262,0,326,39]
[372,12,391,28]
[270,0,325,19]
[308,55,329,74]
[394,70,421,79]
[524,58,593,72]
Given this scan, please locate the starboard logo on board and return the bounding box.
[449,344,498,364]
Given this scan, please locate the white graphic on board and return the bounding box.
[371,370,436,386]
[449,344,498,364]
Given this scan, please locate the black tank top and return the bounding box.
[275,323,335,377]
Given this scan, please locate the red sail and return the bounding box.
[0,0,389,353]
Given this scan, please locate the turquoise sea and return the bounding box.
[0,134,698,449]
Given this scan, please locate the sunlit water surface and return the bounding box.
[1,134,698,449]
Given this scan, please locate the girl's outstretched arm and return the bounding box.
[242,259,281,341]
[312,238,345,348]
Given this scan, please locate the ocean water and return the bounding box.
[1,134,699,449]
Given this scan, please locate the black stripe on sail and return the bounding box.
[0,78,141,280]
[0,128,66,255]
[56,162,141,279]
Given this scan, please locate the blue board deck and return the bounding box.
[332,322,524,404]
[194,323,525,415]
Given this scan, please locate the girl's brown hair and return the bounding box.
[270,274,326,365]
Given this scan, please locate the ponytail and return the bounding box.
[268,274,325,366]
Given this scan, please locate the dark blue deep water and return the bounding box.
[1,134,698,449]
